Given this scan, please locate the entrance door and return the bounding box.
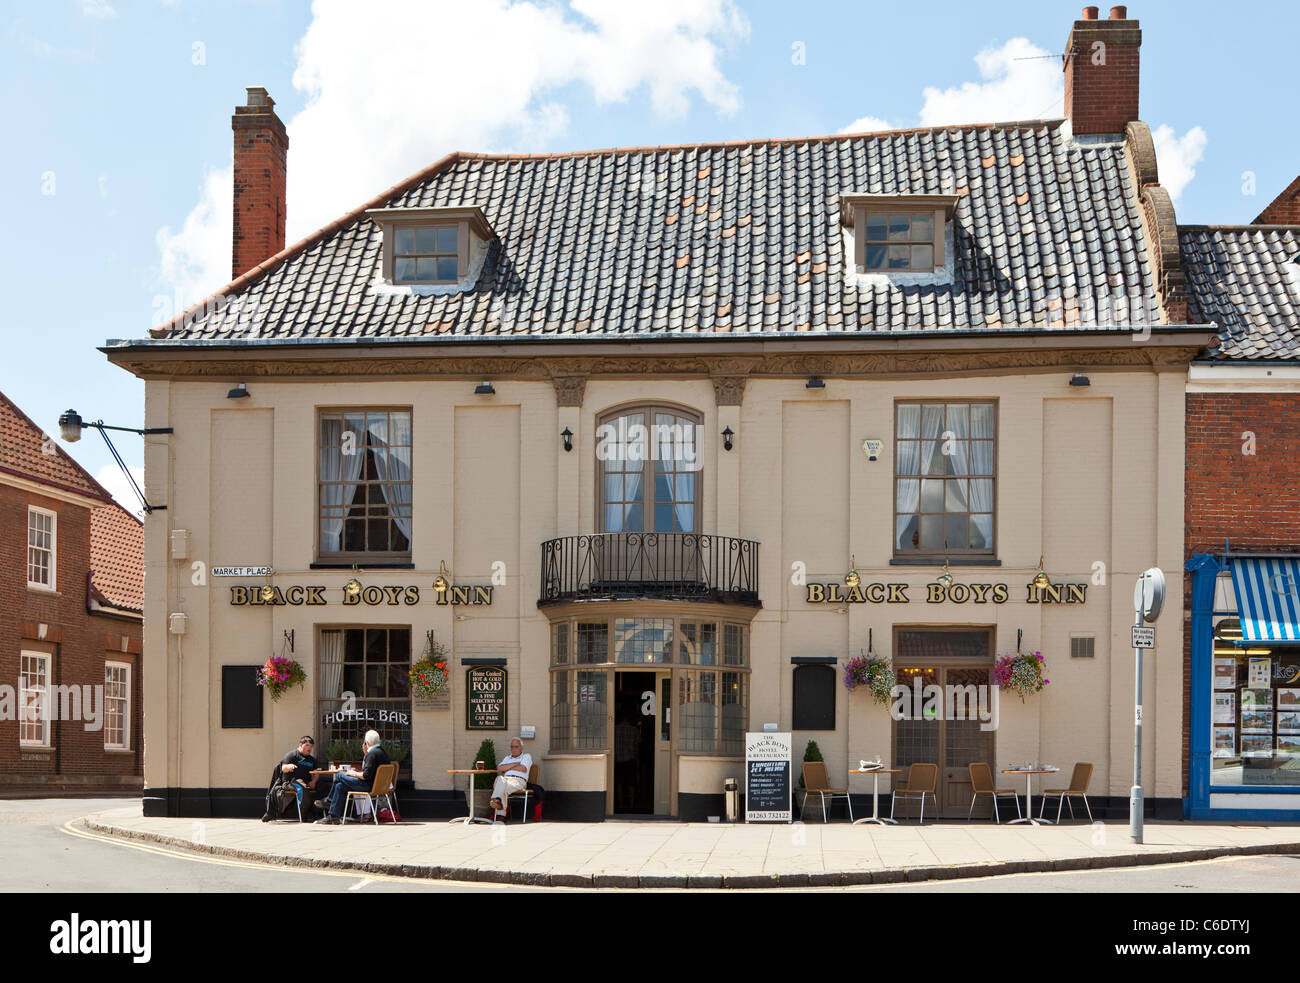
[613,671,657,814]
[891,629,995,819]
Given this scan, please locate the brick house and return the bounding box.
[1179,178,1300,820]
[0,392,143,794]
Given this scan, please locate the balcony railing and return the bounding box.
[539,533,760,607]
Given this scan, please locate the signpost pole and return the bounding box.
[1130,607,1144,845]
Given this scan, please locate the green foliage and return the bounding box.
[799,739,823,788]
[472,738,497,789]
[326,738,363,763]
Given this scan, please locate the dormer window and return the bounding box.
[365,206,495,288]
[841,194,961,275]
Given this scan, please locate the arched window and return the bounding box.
[596,405,702,533]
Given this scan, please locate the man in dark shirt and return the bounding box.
[263,735,323,822]
[316,730,390,825]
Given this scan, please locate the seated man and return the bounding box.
[489,738,532,819]
[263,735,323,822]
[316,730,390,825]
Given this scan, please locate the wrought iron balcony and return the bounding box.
[539,533,760,607]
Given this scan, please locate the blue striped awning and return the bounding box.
[1231,558,1300,644]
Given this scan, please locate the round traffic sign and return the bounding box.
[1133,568,1165,622]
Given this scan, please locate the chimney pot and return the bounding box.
[1109,5,1127,18]
[245,86,272,109]
[1082,6,1099,18]
[1064,8,1141,135]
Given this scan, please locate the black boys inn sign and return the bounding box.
[227,583,494,606]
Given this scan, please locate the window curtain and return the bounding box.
[320,629,344,700]
[946,405,970,513]
[895,441,921,549]
[367,415,412,544]
[320,419,365,553]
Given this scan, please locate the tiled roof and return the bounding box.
[1179,226,1300,360]
[151,120,1162,342]
[90,502,144,615]
[0,391,111,502]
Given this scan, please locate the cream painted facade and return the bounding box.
[123,341,1191,819]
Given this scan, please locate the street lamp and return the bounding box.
[57,409,173,514]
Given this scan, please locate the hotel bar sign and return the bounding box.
[805,582,1088,605]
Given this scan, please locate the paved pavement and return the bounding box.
[81,803,1300,889]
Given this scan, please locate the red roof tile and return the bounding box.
[90,503,144,615]
[0,392,111,502]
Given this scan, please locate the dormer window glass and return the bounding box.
[394,227,458,283]
[841,193,960,275]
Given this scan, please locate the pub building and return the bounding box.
[1180,179,1300,820]
[107,10,1213,820]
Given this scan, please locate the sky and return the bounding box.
[2,0,1297,513]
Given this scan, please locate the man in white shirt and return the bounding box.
[489,738,532,820]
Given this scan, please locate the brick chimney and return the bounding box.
[1063,6,1142,136]
[231,87,288,279]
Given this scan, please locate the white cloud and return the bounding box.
[839,115,893,135]
[918,38,1063,126]
[80,0,118,19]
[95,464,146,517]
[156,0,748,309]
[1152,124,1207,202]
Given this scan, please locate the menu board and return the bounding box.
[466,666,507,730]
[745,732,792,823]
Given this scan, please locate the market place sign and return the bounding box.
[227,584,495,606]
[805,582,1089,605]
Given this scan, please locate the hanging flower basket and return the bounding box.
[993,651,1049,701]
[257,656,306,702]
[409,640,451,699]
[844,654,894,706]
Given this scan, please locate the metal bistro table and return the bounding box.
[446,769,495,825]
[1001,768,1060,826]
[849,768,901,826]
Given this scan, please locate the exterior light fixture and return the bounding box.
[434,560,450,594]
[56,408,173,513]
[721,426,734,451]
[806,377,826,389]
[561,427,573,452]
[1033,556,1051,589]
[260,569,276,603]
[1068,373,1091,387]
[937,559,954,589]
[844,555,861,590]
[474,381,496,395]
[344,566,362,600]
[227,383,251,399]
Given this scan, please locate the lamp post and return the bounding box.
[57,409,173,514]
[1130,567,1165,844]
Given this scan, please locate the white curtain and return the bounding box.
[367,415,412,545]
[320,629,343,699]
[320,419,365,553]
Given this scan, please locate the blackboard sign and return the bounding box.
[745,731,792,822]
[466,666,507,730]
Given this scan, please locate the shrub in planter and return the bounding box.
[798,739,823,789]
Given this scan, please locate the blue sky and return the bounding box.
[2,0,1297,509]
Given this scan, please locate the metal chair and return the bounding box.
[1039,762,1094,822]
[967,761,1022,823]
[890,763,938,824]
[344,762,399,825]
[504,764,541,823]
[799,761,854,822]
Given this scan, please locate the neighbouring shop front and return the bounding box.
[1187,554,1300,820]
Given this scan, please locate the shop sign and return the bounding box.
[228,584,494,606]
[466,666,507,731]
[745,731,792,823]
[804,582,1088,605]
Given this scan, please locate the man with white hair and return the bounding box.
[489,737,532,820]
[316,729,390,825]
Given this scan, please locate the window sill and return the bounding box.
[105,748,133,754]
[311,561,415,570]
[20,745,52,752]
[27,584,59,595]
[890,557,1001,566]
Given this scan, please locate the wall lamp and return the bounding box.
[1068,373,1091,387]
[1033,556,1051,589]
[561,427,573,452]
[344,565,363,600]
[433,560,451,594]
[806,377,826,389]
[227,382,251,399]
[937,559,954,589]
[721,426,734,451]
[844,555,860,589]
[474,381,496,395]
[57,409,173,514]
